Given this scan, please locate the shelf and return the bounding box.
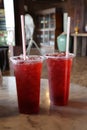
[0,9,6,31]
[34,8,63,49]
[71,33,87,37]
[37,28,55,31]
[0,9,7,45]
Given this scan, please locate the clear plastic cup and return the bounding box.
[10,55,43,114]
[45,53,74,106]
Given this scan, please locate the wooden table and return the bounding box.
[0,76,87,130]
[71,33,87,56]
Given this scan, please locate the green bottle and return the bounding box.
[57,32,71,52]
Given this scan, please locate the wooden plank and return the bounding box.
[81,37,87,56]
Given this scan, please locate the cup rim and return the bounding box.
[10,55,44,64]
[44,53,75,59]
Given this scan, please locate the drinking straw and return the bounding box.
[20,15,26,60]
[66,17,70,57]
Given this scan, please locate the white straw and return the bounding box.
[66,17,70,57]
[20,15,26,60]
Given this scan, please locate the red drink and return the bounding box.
[46,53,73,106]
[11,55,43,114]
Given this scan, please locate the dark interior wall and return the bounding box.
[84,0,87,28]
[25,0,85,33]
[67,0,85,33]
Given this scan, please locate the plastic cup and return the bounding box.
[45,53,74,106]
[10,55,43,114]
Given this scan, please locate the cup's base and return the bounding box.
[19,109,39,115]
[50,101,68,106]
[18,105,40,114]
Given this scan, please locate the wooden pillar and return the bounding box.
[14,0,24,46]
[81,38,87,56]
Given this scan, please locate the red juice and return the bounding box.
[11,55,43,114]
[46,53,73,106]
